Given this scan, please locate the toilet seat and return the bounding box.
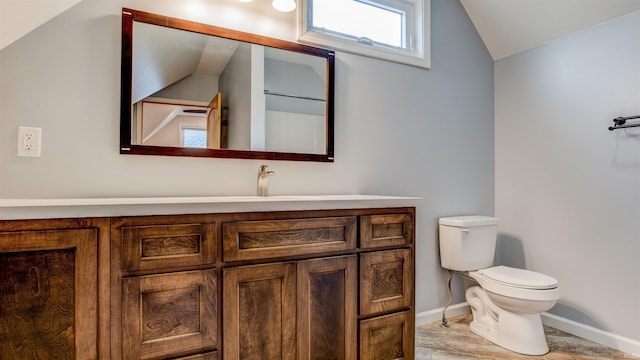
[469,266,561,302]
[478,266,558,290]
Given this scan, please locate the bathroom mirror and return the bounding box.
[120,8,335,162]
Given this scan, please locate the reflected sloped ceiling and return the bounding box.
[132,22,238,104]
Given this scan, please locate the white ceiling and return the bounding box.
[0,0,84,49]
[3,0,640,59]
[460,0,640,60]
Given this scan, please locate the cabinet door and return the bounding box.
[360,249,414,316]
[223,263,296,360]
[0,229,98,359]
[297,256,357,360]
[122,270,217,359]
[359,311,414,360]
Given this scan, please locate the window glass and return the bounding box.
[311,0,404,48]
[298,0,430,68]
[182,128,207,148]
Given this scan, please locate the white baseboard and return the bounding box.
[542,312,640,356]
[415,302,470,327]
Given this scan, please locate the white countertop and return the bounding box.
[0,195,422,220]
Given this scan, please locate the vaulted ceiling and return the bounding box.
[460,0,640,60]
[2,0,640,60]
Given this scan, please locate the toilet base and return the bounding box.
[466,286,550,356]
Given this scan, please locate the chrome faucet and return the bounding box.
[257,164,275,196]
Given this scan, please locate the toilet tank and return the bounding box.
[438,216,499,271]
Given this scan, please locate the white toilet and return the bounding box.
[438,216,561,355]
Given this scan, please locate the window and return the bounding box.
[298,0,430,68]
[180,126,207,148]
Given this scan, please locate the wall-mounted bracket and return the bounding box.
[608,115,640,131]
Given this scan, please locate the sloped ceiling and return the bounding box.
[0,0,84,49]
[461,0,640,60]
[4,0,640,60]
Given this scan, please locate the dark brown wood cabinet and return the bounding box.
[222,216,357,261]
[0,218,109,360]
[360,249,414,316]
[1,206,414,359]
[297,255,357,360]
[222,255,358,360]
[359,311,415,360]
[111,216,220,360]
[122,269,218,359]
[223,262,297,360]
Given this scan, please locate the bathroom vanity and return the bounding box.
[0,196,417,359]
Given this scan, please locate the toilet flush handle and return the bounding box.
[462,228,470,233]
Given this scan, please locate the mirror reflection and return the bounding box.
[121,9,335,162]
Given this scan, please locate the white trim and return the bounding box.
[415,302,470,327]
[542,312,640,356]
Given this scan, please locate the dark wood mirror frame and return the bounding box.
[120,8,335,162]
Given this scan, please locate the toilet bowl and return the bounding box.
[465,266,561,355]
[438,216,561,356]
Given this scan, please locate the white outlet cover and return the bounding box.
[17,126,42,157]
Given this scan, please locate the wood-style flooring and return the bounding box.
[415,314,634,359]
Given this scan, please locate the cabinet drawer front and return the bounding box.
[360,214,413,249]
[223,217,356,261]
[360,249,414,316]
[121,223,216,272]
[173,351,218,360]
[359,310,415,360]
[122,270,217,360]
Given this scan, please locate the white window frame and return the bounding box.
[297,0,430,69]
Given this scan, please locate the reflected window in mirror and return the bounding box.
[121,8,335,162]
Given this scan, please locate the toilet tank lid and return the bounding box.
[439,216,498,227]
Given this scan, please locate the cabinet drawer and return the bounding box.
[359,310,414,360]
[122,270,217,360]
[360,214,413,249]
[360,249,414,316]
[173,351,218,360]
[223,217,356,261]
[121,223,216,272]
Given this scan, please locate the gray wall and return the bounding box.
[0,0,494,314]
[495,11,640,340]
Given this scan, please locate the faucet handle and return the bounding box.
[259,164,269,172]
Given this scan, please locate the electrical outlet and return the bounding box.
[17,126,42,157]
